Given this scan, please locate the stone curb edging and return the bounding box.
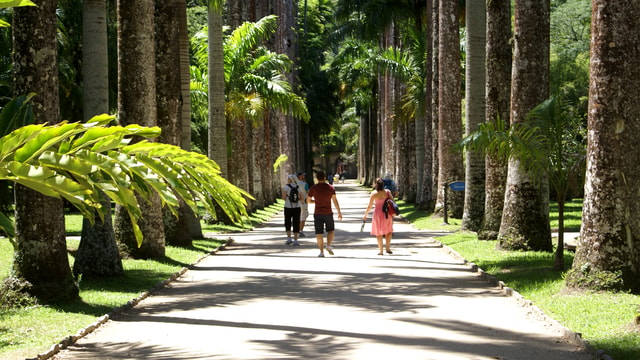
[435,239,612,360]
[30,237,234,360]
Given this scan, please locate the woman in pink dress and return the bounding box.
[362,178,394,255]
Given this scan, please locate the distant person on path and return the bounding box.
[363,178,394,255]
[382,172,398,198]
[307,170,342,257]
[282,174,302,246]
[296,172,310,237]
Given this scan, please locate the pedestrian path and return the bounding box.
[53,181,595,360]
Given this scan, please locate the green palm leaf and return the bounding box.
[0,113,252,245]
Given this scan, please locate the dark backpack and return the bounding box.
[288,184,299,203]
[383,178,393,191]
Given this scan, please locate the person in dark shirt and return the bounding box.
[307,170,342,257]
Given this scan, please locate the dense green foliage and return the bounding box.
[297,0,340,156]
[189,13,309,155]
[0,97,251,245]
[550,0,590,134]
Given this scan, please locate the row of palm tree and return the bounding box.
[1,0,283,302]
[1,0,317,302]
[334,0,640,292]
[4,0,640,299]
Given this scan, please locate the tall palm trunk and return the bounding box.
[156,0,191,246]
[11,0,79,302]
[423,0,438,212]
[229,116,251,207]
[207,5,236,223]
[479,0,511,240]
[75,0,125,278]
[275,0,300,182]
[414,5,427,207]
[498,0,551,251]
[381,26,395,177]
[251,120,266,208]
[177,0,203,239]
[208,8,227,177]
[567,0,640,292]
[178,0,192,152]
[114,0,165,258]
[368,97,379,184]
[461,0,486,231]
[436,0,463,217]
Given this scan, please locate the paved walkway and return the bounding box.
[53,181,596,360]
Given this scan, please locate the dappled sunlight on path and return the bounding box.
[53,180,595,360]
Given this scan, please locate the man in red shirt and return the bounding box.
[307,170,343,257]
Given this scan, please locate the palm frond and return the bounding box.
[226,15,278,65]
[0,117,252,245]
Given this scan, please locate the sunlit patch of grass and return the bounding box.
[200,200,283,233]
[64,200,284,235]
[396,200,460,231]
[549,198,583,232]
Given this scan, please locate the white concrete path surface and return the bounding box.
[52,181,596,360]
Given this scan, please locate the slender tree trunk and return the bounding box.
[178,0,192,152]
[422,0,438,212]
[498,0,551,252]
[382,26,394,177]
[208,5,237,224]
[114,0,165,258]
[436,0,463,217]
[555,199,565,270]
[429,0,440,214]
[479,0,511,240]
[250,121,265,208]
[229,117,251,209]
[273,0,299,187]
[567,0,640,292]
[208,8,227,177]
[359,112,367,182]
[269,109,281,201]
[11,0,79,302]
[377,71,385,178]
[75,0,124,278]
[177,1,203,239]
[461,0,486,231]
[399,77,416,202]
[262,111,275,205]
[369,100,378,184]
[403,116,417,202]
[414,5,427,207]
[156,0,192,247]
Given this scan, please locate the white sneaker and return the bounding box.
[325,246,334,255]
[293,240,300,246]
[285,238,293,245]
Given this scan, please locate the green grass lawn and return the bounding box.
[397,199,640,360]
[0,201,282,360]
